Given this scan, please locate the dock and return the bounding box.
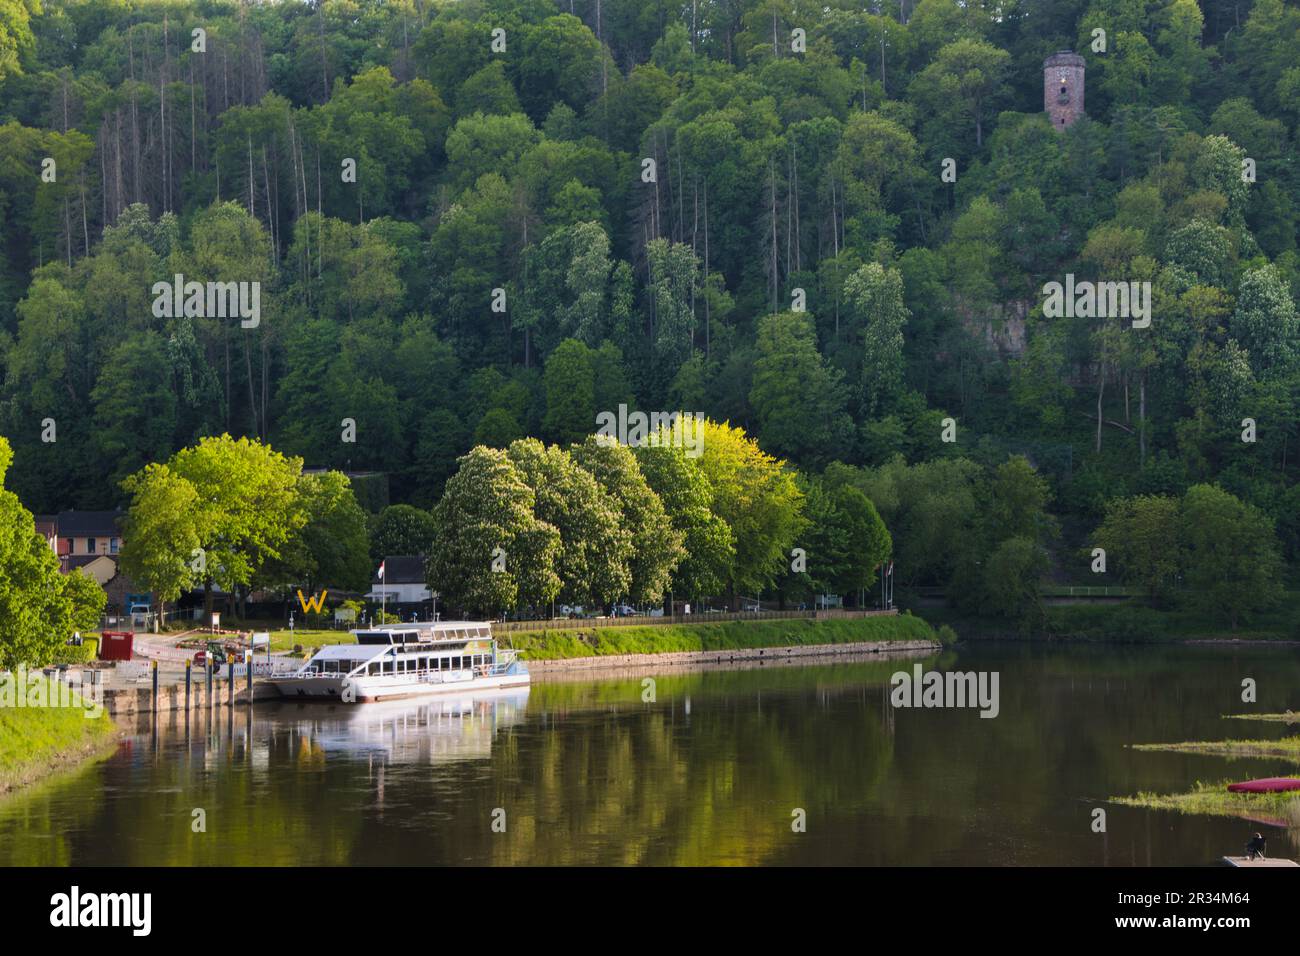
[1221,856,1299,867]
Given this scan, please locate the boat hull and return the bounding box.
[265,671,530,703]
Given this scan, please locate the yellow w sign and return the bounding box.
[297,590,328,614]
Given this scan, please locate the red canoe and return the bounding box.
[1227,778,1300,794]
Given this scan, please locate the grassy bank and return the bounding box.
[1131,738,1300,762]
[1113,781,1300,826]
[506,612,948,661]
[0,677,117,794]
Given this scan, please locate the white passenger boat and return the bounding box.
[265,621,529,703]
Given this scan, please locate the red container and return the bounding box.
[98,631,136,661]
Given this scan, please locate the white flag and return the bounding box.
[378,561,385,581]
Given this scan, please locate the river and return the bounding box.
[2,642,1297,865]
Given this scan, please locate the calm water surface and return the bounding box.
[2,642,1298,865]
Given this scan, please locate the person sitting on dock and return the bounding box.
[1245,833,1267,860]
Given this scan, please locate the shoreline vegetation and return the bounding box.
[1117,730,1300,830]
[918,596,1300,643]
[1112,782,1300,828]
[1223,712,1300,724]
[506,613,950,661]
[0,677,117,796]
[1130,738,1300,761]
[268,613,952,661]
[227,599,1300,664]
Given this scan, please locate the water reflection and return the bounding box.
[268,690,531,765]
[0,645,1296,866]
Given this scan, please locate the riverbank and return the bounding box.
[0,677,118,795]
[507,611,950,662]
[918,597,1300,643]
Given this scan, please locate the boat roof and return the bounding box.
[364,621,490,630]
[351,621,493,643]
[306,637,490,663]
[311,644,386,661]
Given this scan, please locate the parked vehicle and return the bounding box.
[193,640,232,667]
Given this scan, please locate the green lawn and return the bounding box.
[0,677,116,792]
[265,629,354,654]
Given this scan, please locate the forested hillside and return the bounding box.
[1,0,1298,621]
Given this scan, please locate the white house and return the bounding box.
[365,555,431,604]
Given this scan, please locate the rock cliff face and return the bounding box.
[953,300,1030,358]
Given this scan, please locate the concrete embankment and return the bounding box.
[100,671,280,718]
[526,638,942,679]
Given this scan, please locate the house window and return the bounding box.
[86,538,96,554]
[110,537,119,554]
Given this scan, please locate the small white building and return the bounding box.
[365,556,431,604]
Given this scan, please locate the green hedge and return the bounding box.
[49,641,97,665]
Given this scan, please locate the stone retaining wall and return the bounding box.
[103,677,280,717]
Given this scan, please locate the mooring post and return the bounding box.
[206,660,213,708]
[185,659,192,713]
[151,659,159,712]
[227,662,234,709]
[246,651,253,704]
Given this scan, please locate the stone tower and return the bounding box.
[1044,51,1085,130]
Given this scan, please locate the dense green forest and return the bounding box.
[1,0,1298,625]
